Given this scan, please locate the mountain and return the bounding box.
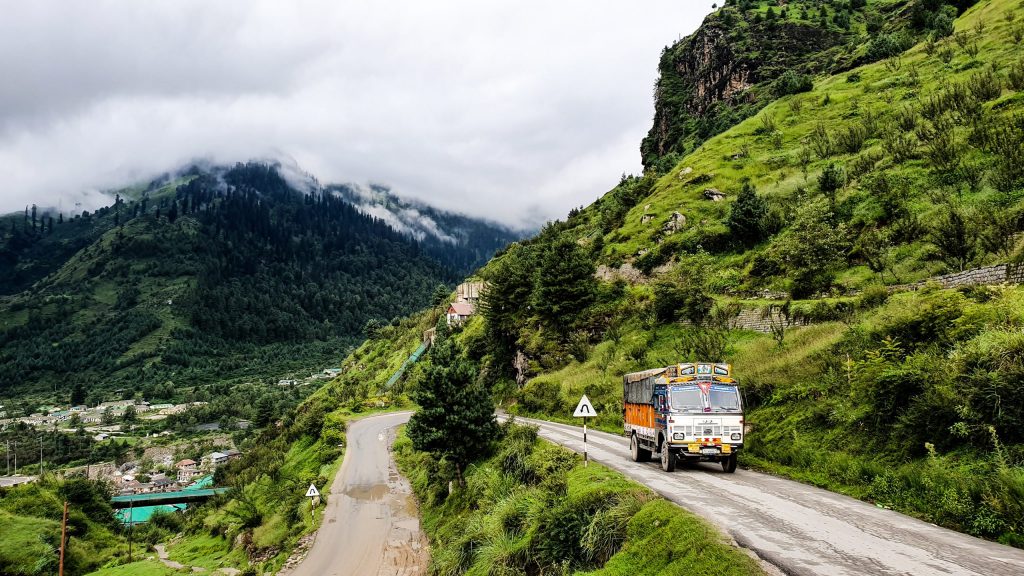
[0,161,520,401]
[330,183,525,277]
[641,0,979,171]
[314,0,1024,548]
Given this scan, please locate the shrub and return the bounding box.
[926,203,978,272]
[836,124,868,154]
[897,106,918,131]
[1008,60,1024,91]
[517,379,564,415]
[756,113,778,135]
[818,163,846,204]
[860,108,881,138]
[775,69,814,96]
[867,32,911,61]
[967,68,1003,101]
[652,271,715,326]
[810,121,834,159]
[883,130,918,162]
[774,200,851,297]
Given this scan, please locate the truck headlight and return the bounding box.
[673,433,685,440]
[731,433,741,441]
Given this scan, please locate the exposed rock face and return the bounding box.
[703,188,726,202]
[640,9,849,170]
[663,211,686,234]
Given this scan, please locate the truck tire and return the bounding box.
[721,454,737,473]
[660,442,676,472]
[630,433,651,462]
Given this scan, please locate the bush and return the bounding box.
[836,124,868,154]
[967,68,1003,102]
[1009,60,1024,91]
[775,70,814,96]
[867,32,912,61]
[517,379,564,415]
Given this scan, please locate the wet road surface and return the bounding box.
[286,412,427,576]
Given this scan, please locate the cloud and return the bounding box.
[0,0,715,227]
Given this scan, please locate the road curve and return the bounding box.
[509,415,1024,576]
[287,411,427,576]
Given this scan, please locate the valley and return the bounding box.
[4,0,1024,574]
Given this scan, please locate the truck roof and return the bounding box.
[624,363,732,382]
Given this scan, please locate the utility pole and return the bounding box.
[59,501,68,576]
[12,440,16,475]
[5,439,9,475]
[39,437,43,476]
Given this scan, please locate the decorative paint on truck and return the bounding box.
[623,362,743,473]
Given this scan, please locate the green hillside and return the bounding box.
[0,162,518,406]
[315,0,1024,549]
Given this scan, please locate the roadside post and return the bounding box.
[305,483,321,522]
[573,395,598,467]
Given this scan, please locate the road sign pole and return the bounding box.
[583,421,588,467]
[573,395,597,468]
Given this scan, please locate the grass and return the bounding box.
[395,425,765,576]
[586,0,1024,294]
[165,534,247,571]
[88,559,186,576]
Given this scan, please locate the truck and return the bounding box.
[623,362,743,473]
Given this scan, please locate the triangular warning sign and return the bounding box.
[573,395,597,418]
[305,484,320,498]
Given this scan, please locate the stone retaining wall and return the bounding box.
[893,263,1024,292]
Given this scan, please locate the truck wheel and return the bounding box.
[660,443,676,472]
[721,454,737,473]
[630,434,651,462]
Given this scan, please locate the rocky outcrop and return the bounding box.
[640,7,850,170]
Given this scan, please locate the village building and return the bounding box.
[446,301,475,326]
[176,459,201,484]
[203,451,229,469]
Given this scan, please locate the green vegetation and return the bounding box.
[0,478,124,575]
[642,0,978,170]
[0,162,514,407]
[396,423,764,576]
[406,325,498,485]
[356,0,1024,550]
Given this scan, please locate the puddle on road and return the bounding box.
[346,483,389,501]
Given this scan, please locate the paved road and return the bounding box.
[287,412,427,576]
[510,415,1024,576]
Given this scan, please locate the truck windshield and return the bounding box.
[669,387,703,412]
[709,386,741,412]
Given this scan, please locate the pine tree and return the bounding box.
[726,181,769,245]
[480,243,536,370]
[406,331,497,486]
[533,236,596,335]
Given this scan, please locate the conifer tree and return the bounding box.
[726,181,769,245]
[406,328,497,486]
[533,236,596,335]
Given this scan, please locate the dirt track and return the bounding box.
[285,412,426,576]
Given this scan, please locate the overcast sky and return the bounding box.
[0,1,715,228]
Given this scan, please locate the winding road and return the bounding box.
[286,412,426,576]
[511,415,1024,576]
[287,410,1024,576]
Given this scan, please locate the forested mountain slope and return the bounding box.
[330,183,525,277]
[327,0,1024,548]
[0,162,514,402]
